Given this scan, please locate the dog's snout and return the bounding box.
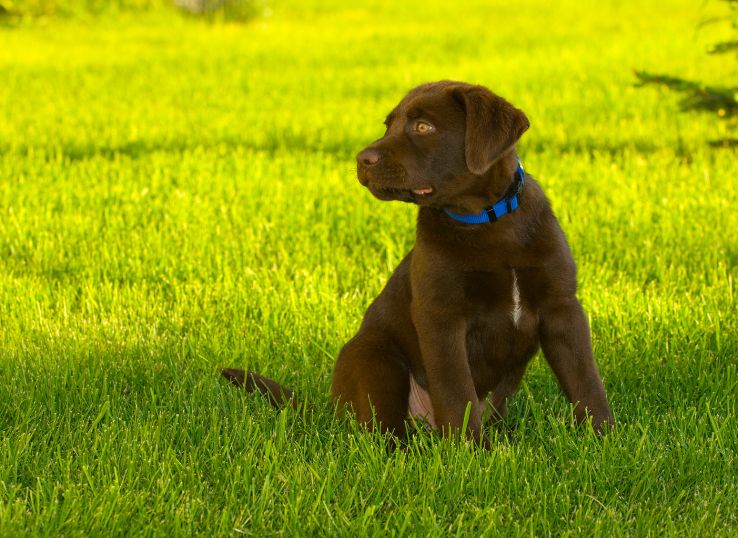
[357,148,382,167]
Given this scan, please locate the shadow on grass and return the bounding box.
[708,138,738,148]
[1,137,682,166]
[1,324,734,454]
[524,138,664,158]
[0,134,361,163]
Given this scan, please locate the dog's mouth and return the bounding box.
[378,186,434,196]
[369,184,435,202]
[411,187,434,196]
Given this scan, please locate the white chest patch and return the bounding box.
[511,269,522,327]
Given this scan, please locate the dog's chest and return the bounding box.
[408,269,539,427]
[462,269,529,325]
[463,268,539,368]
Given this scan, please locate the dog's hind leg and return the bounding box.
[331,334,410,439]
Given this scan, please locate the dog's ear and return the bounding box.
[452,86,529,175]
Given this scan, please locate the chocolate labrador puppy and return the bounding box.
[223,80,614,444]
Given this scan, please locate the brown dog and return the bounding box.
[223,81,614,444]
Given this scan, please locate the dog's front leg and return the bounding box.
[411,311,487,446]
[539,296,614,432]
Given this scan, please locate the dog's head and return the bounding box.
[356,81,529,207]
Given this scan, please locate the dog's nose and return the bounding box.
[357,148,381,167]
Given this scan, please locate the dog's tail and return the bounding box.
[221,368,298,410]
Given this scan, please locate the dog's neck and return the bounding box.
[439,152,524,220]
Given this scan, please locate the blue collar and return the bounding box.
[443,159,525,224]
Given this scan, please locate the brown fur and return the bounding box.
[223,81,614,445]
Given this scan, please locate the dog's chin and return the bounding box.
[366,183,436,205]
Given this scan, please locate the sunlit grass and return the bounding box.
[0,0,736,535]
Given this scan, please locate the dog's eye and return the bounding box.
[414,121,435,134]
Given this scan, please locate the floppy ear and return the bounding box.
[452,86,530,175]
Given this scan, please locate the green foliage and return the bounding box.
[634,72,738,117]
[0,0,737,535]
[636,0,738,143]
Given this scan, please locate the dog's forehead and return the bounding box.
[391,87,460,123]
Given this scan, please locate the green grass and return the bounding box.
[1,0,737,535]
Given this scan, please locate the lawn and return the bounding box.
[0,0,737,535]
